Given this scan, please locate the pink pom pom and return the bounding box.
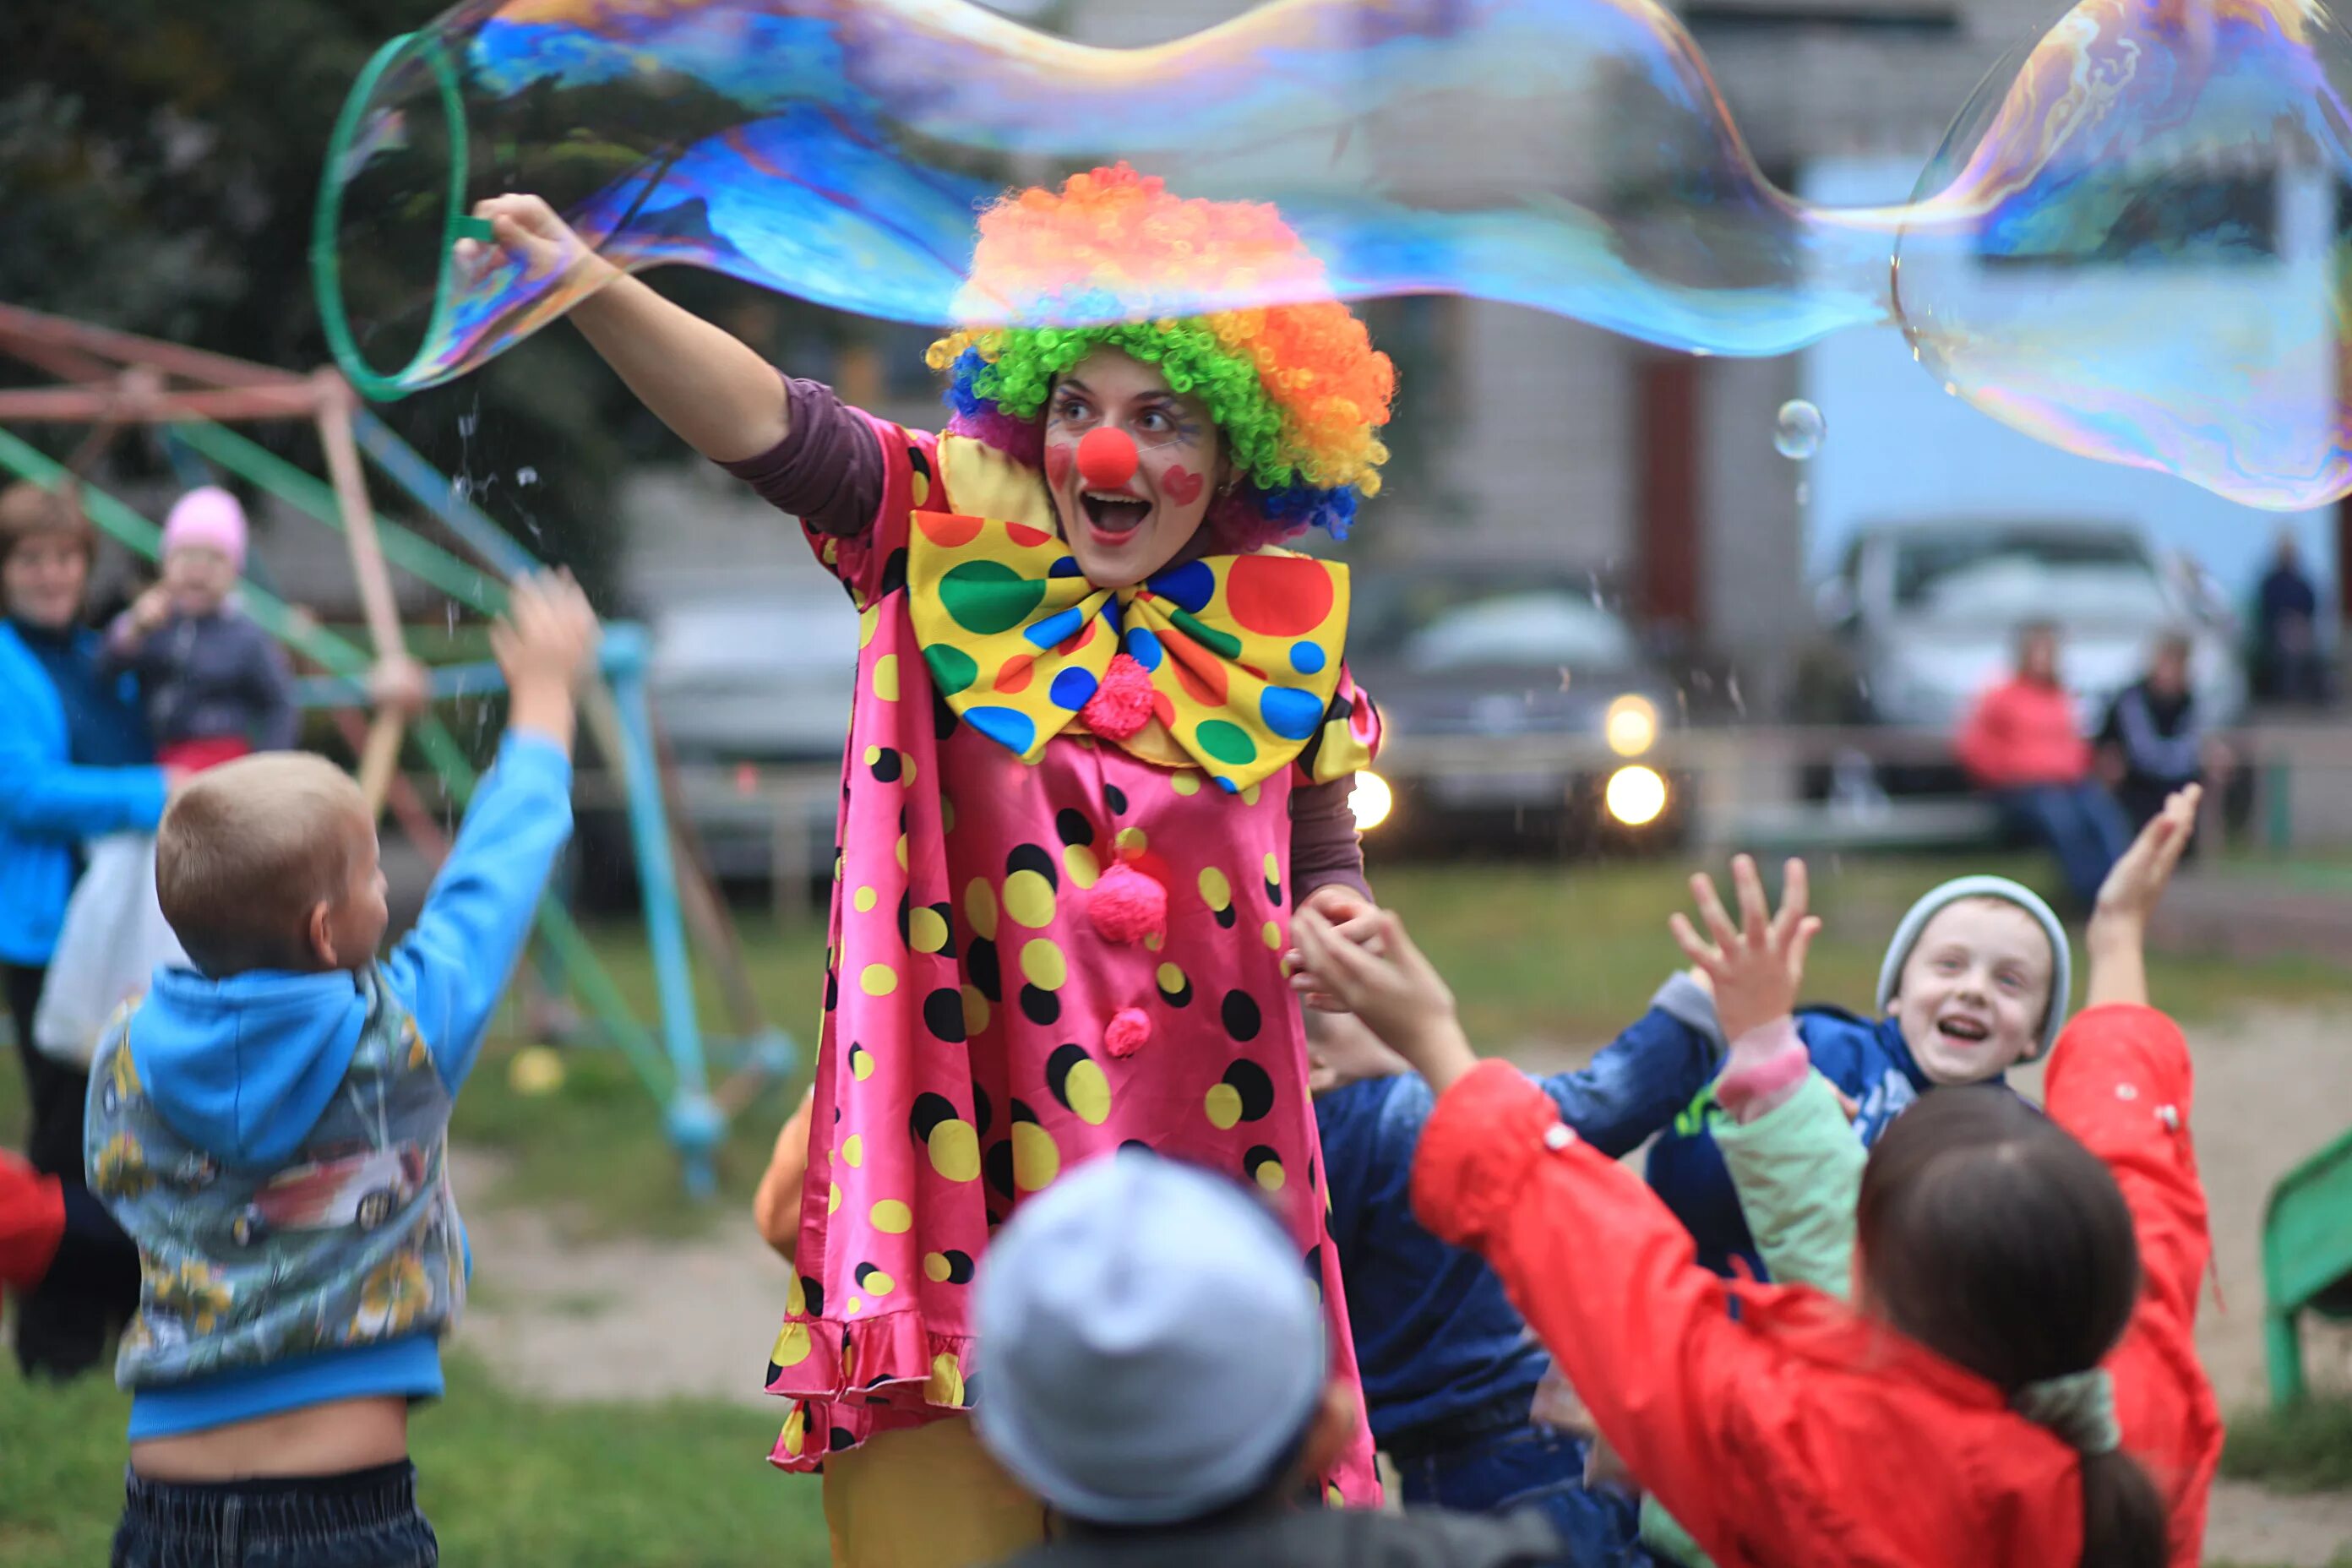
[1088,862,1167,945]
[1081,652,1156,742]
[1105,1008,1152,1058]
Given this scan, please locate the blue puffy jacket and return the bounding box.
[1643,1005,1961,1277]
[0,622,168,966]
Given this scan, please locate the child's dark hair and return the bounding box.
[1856,1087,2167,1568]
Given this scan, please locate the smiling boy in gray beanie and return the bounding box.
[973,1152,1565,1568]
[1640,867,2071,1280]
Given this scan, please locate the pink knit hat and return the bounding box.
[161,486,247,571]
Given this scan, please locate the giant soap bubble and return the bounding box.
[315,0,2352,509]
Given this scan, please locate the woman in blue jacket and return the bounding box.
[0,481,166,1378]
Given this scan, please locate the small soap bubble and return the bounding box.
[516,466,538,485]
[1773,400,1826,461]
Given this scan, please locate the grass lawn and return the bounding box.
[0,1356,829,1567]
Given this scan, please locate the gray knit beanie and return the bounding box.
[1875,875,2072,1059]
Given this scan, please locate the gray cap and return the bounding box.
[973,1151,1326,1526]
[1876,875,2072,1059]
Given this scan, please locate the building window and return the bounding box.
[1977,171,2278,269]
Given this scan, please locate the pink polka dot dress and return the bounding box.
[760,417,1382,1506]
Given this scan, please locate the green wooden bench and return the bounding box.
[2264,1126,2352,1407]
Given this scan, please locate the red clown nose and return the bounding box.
[1075,427,1140,490]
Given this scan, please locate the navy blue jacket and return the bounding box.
[1317,974,1722,1446]
[1643,1007,1956,1277]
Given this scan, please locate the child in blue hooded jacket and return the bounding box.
[1310,976,1722,1567]
[84,573,596,1568]
[1639,869,2072,1279]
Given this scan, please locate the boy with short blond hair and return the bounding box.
[86,574,596,1568]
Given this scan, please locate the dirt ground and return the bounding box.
[453,1002,2352,1564]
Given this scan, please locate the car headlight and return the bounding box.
[1604,765,1669,827]
[1348,770,1395,832]
[1605,694,1658,757]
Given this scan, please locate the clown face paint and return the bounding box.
[1043,347,1222,588]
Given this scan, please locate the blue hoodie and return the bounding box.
[1642,1006,1948,1278]
[0,618,166,965]
[85,732,572,1440]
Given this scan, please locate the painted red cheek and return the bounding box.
[1161,465,1205,506]
[1044,443,1073,487]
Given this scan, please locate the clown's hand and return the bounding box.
[1287,884,1384,1012]
[1293,907,1478,1094]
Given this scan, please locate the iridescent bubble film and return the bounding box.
[315,0,2352,509]
[1773,400,1827,461]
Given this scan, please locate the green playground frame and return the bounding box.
[0,304,796,1195]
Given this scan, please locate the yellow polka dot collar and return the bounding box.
[907,437,1353,792]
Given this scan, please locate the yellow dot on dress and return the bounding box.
[873,654,901,702]
[1263,852,1282,883]
[1263,920,1284,950]
[863,745,881,766]
[769,1320,812,1370]
[928,1121,981,1183]
[909,906,951,954]
[965,879,999,939]
[1205,1083,1244,1130]
[1241,783,1261,806]
[1020,939,1068,992]
[941,797,956,834]
[781,1406,807,1457]
[872,1199,913,1234]
[927,1351,966,1407]
[1004,869,1056,928]
[924,1253,953,1283]
[854,885,879,913]
[896,834,909,870]
[841,1135,864,1168]
[1115,825,1148,855]
[961,987,991,1038]
[1062,844,1101,889]
[1012,1123,1061,1191]
[846,1297,862,1316]
[828,1182,841,1215]
[859,603,879,648]
[1199,868,1232,909]
[860,964,899,997]
[1171,772,1201,797]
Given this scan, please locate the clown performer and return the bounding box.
[465,166,1391,1560]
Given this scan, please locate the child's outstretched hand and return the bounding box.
[494,570,600,749]
[2084,784,2199,1010]
[1669,855,1821,1046]
[2093,783,2200,935]
[1293,906,1479,1094]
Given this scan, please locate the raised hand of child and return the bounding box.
[493,570,600,750]
[2085,784,2199,1010]
[1668,855,1821,1047]
[130,583,174,634]
[1293,906,1479,1095]
[1286,883,1384,1013]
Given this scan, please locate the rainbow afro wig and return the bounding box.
[925,165,1395,547]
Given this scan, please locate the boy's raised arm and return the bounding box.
[383,574,596,1092]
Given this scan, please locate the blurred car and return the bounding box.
[576,580,858,909]
[1349,573,1688,852]
[232,1144,426,1245]
[1800,520,2246,788]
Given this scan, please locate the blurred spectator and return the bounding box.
[0,480,161,1378]
[2256,530,2329,705]
[2099,632,2230,858]
[1954,622,2132,911]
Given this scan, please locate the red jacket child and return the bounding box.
[1410,1002,2218,1568]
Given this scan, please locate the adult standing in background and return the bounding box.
[0,481,165,1379]
[2256,530,2328,705]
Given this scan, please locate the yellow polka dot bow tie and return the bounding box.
[906,511,1353,793]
